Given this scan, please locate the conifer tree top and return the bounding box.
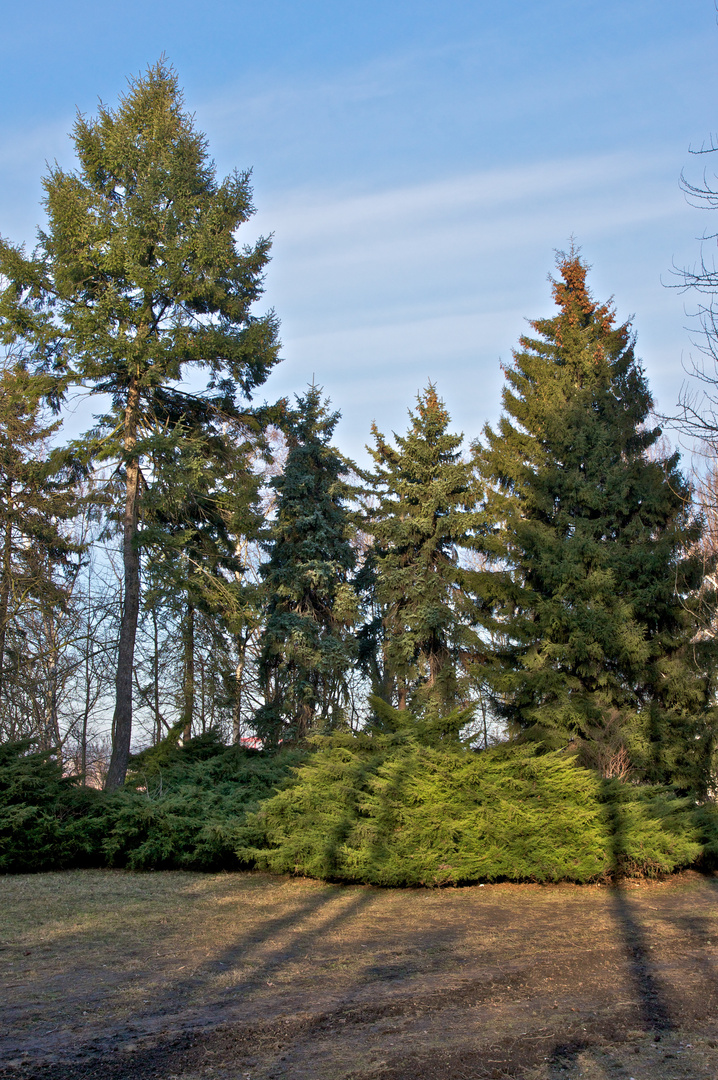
[0,59,280,414]
[475,251,712,792]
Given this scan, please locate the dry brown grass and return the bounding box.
[1,869,717,1079]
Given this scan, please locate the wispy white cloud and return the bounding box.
[0,110,706,461]
[260,152,679,239]
[251,149,706,456]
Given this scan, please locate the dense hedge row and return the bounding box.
[1,732,716,882]
[0,735,304,873]
[240,731,718,884]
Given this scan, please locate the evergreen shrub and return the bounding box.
[0,736,303,873]
[106,735,305,870]
[240,729,716,885]
[1,730,715,880]
[0,741,107,872]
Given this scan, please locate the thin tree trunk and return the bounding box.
[199,652,206,734]
[106,378,141,791]
[232,634,247,744]
[481,692,489,750]
[0,506,13,705]
[80,563,91,783]
[181,598,195,741]
[297,702,312,741]
[47,655,60,750]
[152,605,161,745]
[43,612,60,753]
[81,648,90,780]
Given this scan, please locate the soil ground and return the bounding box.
[0,869,717,1080]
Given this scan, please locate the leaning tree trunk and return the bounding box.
[105,379,141,791]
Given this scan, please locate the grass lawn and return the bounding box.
[0,869,717,1078]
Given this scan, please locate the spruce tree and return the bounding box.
[475,252,715,790]
[0,63,280,786]
[362,384,481,714]
[256,387,357,744]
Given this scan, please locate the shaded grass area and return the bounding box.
[0,869,717,1079]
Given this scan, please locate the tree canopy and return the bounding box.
[361,384,481,715]
[0,61,280,786]
[475,251,716,790]
[0,60,716,821]
[256,386,357,744]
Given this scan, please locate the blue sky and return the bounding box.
[2,0,718,460]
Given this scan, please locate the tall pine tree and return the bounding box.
[362,384,481,715]
[475,252,716,791]
[256,387,357,744]
[0,63,280,786]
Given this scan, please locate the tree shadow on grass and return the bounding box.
[130,873,377,1027]
[669,907,718,986]
[536,793,699,1079]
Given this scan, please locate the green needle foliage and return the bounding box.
[361,384,481,714]
[140,399,265,738]
[0,360,84,722]
[104,733,305,871]
[0,734,303,873]
[0,61,280,788]
[0,740,106,873]
[256,387,358,744]
[1,727,715,880]
[475,251,717,792]
[240,722,714,885]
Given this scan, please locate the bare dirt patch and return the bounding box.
[0,869,716,1079]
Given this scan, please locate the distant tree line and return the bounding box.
[0,63,717,797]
